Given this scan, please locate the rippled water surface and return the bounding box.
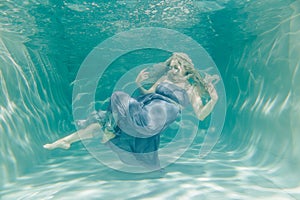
[1,0,300,199]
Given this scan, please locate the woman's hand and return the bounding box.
[207,83,218,101]
[136,68,149,84]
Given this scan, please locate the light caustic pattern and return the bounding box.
[72,27,226,173]
[1,0,300,199]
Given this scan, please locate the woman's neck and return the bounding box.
[165,74,190,90]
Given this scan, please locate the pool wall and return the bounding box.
[0,0,300,198]
[0,0,72,187]
[220,0,300,193]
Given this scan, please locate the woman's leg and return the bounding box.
[43,123,102,150]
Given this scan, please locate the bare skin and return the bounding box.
[135,56,219,121]
[43,123,102,150]
[44,53,219,150]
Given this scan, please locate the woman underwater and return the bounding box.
[44,52,219,169]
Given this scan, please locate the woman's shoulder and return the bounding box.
[164,78,193,91]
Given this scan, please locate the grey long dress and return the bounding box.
[106,82,190,170]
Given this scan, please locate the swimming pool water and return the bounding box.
[1,0,300,199]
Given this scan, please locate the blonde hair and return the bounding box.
[165,52,209,97]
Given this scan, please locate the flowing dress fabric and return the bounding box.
[107,82,190,169]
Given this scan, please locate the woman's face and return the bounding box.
[168,58,186,77]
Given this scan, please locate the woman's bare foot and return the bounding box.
[101,129,116,143]
[43,139,71,150]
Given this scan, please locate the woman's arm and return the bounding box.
[188,83,218,121]
[136,69,167,94]
[43,123,101,150]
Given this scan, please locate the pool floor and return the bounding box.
[1,145,296,200]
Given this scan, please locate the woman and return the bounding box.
[44,53,219,169]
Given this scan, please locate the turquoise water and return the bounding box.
[1,0,300,199]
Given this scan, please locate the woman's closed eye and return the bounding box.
[170,65,179,71]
